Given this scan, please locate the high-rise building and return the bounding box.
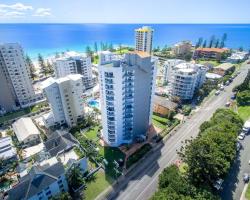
[135,26,154,54]
[98,51,157,147]
[167,62,207,100]
[54,51,93,89]
[0,43,35,113]
[41,74,84,127]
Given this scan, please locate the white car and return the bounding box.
[225,102,231,107]
[215,91,220,95]
[238,133,245,140]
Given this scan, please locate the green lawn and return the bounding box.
[99,146,125,179]
[245,183,250,199]
[0,102,47,124]
[197,60,220,66]
[115,48,130,55]
[238,106,250,121]
[84,171,112,200]
[152,114,169,130]
[84,126,100,140]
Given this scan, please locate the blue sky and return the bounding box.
[0,0,250,23]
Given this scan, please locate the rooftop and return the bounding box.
[154,95,178,110]
[214,62,235,70]
[196,47,229,53]
[130,50,151,58]
[8,161,65,200]
[12,117,40,142]
[44,130,78,157]
[0,136,16,160]
[135,26,154,32]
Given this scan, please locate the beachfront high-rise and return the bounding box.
[41,74,84,127]
[135,26,154,54]
[98,51,157,147]
[0,43,35,113]
[54,51,93,90]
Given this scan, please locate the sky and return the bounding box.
[0,0,250,23]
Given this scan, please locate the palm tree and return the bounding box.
[67,165,85,191]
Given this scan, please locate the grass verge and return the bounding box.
[238,106,250,121]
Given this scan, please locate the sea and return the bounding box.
[0,23,250,59]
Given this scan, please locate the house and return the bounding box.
[213,63,235,76]
[0,136,17,164]
[153,96,178,116]
[193,48,229,61]
[8,159,68,200]
[226,51,249,63]
[44,130,78,157]
[12,117,40,147]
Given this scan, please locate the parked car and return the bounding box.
[220,86,224,91]
[238,132,245,140]
[213,179,223,190]
[215,91,220,96]
[236,141,242,152]
[225,102,231,107]
[242,127,249,134]
[231,94,236,100]
[243,173,249,183]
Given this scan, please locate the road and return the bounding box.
[220,116,250,199]
[101,62,250,200]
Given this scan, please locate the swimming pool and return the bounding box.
[88,99,100,109]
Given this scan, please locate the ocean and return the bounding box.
[0,24,250,59]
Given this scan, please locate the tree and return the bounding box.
[67,165,85,191]
[38,54,47,77]
[25,55,37,80]
[214,39,220,48]
[119,44,122,54]
[202,40,207,48]
[46,60,54,75]
[220,33,227,48]
[208,35,215,48]
[179,109,242,186]
[195,37,203,48]
[85,46,94,61]
[239,46,244,52]
[234,69,250,92]
[108,43,114,52]
[237,90,250,106]
[51,192,72,200]
[94,42,98,53]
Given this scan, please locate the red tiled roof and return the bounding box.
[196,48,229,53]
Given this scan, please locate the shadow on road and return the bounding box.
[104,140,164,200]
[220,152,241,200]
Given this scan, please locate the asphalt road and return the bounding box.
[220,117,250,199]
[103,62,250,200]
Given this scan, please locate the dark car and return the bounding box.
[243,173,249,183]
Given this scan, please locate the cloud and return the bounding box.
[0,3,52,19]
[0,3,33,18]
[33,8,51,17]
[0,3,33,11]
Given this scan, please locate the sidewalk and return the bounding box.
[240,183,248,200]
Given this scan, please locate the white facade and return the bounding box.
[98,51,157,147]
[54,51,93,89]
[99,51,117,65]
[226,51,248,63]
[168,62,207,100]
[135,26,154,54]
[0,43,35,112]
[163,59,185,84]
[41,74,84,127]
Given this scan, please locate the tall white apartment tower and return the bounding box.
[54,51,93,89]
[41,74,84,127]
[98,51,157,147]
[0,43,35,113]
[135,26,154,54]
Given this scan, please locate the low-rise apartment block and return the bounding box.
[173,41,192,56]
[193,47,229,61]
[167,62,207,100]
